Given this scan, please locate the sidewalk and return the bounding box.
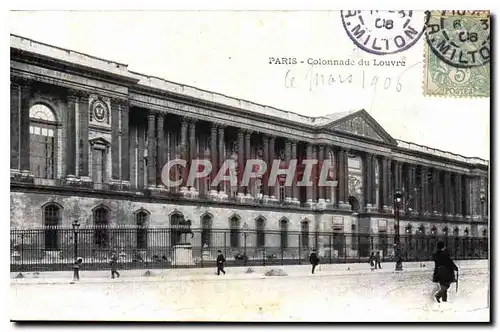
[11,259,487,285]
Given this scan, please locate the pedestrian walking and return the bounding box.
[109,251,120,279]
[432,240,459,303]
[216,250,226,275]
[309,249,320,274]
[368,252,376,271]
[375,251,382,269]
[72,257,83,282]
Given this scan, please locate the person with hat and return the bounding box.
[216,250,226,275]
[432,240,459,303]
[309,249,320,274]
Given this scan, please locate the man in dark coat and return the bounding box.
[432,240,458,303]
[216,250,226,275]
[375,251,382,269]
[109,251,120,279]
[309,249,320,274]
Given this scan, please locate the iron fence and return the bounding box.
[10,226,489,272]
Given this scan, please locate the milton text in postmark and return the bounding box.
[341,10,427,55]
[423,10,490,98]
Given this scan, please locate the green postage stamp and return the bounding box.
[423,10,490,98]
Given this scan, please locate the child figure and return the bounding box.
[109,251,120,279]
[72,257,83,282]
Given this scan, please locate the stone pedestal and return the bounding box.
[11,250,21,262]
[173,244,195,266]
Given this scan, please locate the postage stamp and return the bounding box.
[341,10,427,55]
[423,10,490,98]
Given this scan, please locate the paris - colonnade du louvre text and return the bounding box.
[10,34,488,269]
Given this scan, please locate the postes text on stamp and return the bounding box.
[341,10,427,55]
[423,11,490,98]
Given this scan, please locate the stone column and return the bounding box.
[180,118,188,191]
[78,92,90,180]
[336,148,344,206]
[409,165,418,214]
[364,153,373,210]
[455,173,463,217]
[306,143,313,203]
[291,140,298,202]
[120,101,130,184]
[156,113,165,188]
[341,149,350,208]
[380,157,387,211]
[64,92,78,180]
[10,81,20,172]
[386,158,393,212]
[397,162,403,193]
[432,169,440,215]
[217,125,225,194]
[318,145,325,203]
[237,129,245,196]
[19,81,32,176]
[147,113,156,188]
[210,123,218,193]
[269,135,276,199]
[245,130,252,196]
[420,166,428,215]
[285,139,292,202]
[110,99,120,181]
[189,120,197,191]
[463,175,471,218]
[312,145,318,203]
[262,134,270,199]
[444,172,452,216]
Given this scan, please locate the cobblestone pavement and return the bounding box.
[10,268,489,322]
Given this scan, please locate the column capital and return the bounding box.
[290,139,298,145]
[147,112,156,119]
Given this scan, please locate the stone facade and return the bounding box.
[10,35,489,251]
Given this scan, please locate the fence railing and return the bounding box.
[10,227,489,272]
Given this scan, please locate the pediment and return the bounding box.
[323,110,397,145]
[89,137,110,149]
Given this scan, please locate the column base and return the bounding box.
[10,169,21,177]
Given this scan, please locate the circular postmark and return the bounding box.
[425,11,490,68]
[341,10,427,55]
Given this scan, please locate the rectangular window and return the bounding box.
[92,148,105,188]
[29,126,55,179]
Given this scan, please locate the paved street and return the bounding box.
[10,268,489,322]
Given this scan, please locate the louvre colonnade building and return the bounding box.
[10,35,489,257]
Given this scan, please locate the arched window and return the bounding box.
[483,228,488,237]
[301,220,309,248]
[201,214,213,247]
[417,225,425,235]
[94,206,110,248]
[43,203,61,250]
[430,226,437,237]
[280,218,288,249]
[229,215,240,248]
[135,210,149,249]
[443,226,449,236]
[29,104,57,179]
[453,227,459,237]
[255,216,265,248]
[464,228,469,237]
[170,212,184,246]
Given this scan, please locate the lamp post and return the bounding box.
[243,222,248,266]
[394,190,403,271]
[72,220,80,261]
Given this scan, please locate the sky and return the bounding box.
[9,10,490,160]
